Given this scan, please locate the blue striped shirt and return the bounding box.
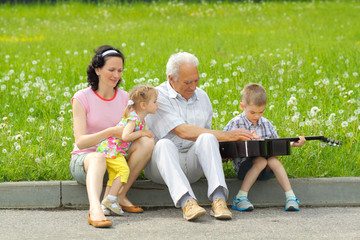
[223,112,278,139]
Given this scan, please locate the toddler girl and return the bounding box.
[97,85,158,215]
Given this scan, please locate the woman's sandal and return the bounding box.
[88,214,112,228]
[120,205,144,213]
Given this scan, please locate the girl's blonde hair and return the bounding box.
[123,85,158,118]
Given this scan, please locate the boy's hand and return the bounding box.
[141,130,154,138]
[291,136,306,147]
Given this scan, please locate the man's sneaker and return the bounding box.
[232,196,254,211]
[285,197,300,211]
[182,198,206,221]
[101,204,111,216]
[210,197,232,219]
[101,197,124,216]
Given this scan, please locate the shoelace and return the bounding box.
[213,198,225,208]
[234,196,249,203]
[186,199,195,209]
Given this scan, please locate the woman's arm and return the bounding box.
[122,120,153,142]
[72,99,123,150]
[171,124,256,142]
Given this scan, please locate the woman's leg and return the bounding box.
[117,136,154,206]
[83,152,107,221]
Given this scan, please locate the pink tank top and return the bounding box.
[71,87,128,156]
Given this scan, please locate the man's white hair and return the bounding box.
[166,52,199,82]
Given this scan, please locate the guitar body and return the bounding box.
[220,139,290,159]
[219,136,341,161]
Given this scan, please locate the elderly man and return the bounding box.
[145,52,254,221]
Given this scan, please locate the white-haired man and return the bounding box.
[145,52,255,221]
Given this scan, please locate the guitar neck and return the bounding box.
[267,136,342,146]
[270,136,325,142]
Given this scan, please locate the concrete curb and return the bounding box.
[1,177,359,209]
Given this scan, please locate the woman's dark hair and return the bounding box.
[87,45,125,91]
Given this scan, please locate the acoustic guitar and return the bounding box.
[219,136,342,161]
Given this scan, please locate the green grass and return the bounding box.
[1,1,359,182]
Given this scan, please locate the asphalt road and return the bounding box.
[1,207,359,240]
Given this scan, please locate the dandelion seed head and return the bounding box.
[291,115,299,122]
[346,132,353,138]
[341,121,348,128]
[2,149,7,154]
[325,120,332,126]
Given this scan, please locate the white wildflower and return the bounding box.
[341,121,348,128]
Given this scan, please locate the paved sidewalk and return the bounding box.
[1,207,359,240]
[1,177,360,209]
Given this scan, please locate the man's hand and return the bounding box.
[227,128,258,141]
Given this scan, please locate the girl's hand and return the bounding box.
[291,136,306,147]
[141,130,154,138]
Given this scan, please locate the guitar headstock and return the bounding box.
[320,136,342,146]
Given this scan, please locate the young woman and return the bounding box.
[70,45,154,228]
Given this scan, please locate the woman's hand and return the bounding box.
[110,125,124,139]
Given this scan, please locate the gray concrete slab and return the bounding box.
[0,181,60,209]
[1,177,360,209]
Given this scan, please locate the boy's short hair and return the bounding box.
[241,83,267,106]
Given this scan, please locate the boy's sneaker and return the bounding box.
[285,197,300,211]
[101,197,124,216]
[232,196,254,211]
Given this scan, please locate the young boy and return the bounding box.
[223,83,306,211]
